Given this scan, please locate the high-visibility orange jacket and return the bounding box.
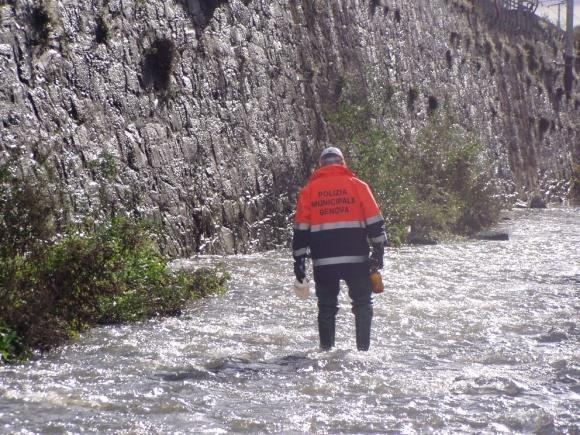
[292,164,387,277]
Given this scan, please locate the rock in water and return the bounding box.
[471,231,509,241]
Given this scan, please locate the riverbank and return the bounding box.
[1,208,578,433]
[1,154,231,363]
[0,217,230,363]
[0,147,570,363]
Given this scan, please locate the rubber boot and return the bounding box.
[318,306,337,350]
[353,304,373,351]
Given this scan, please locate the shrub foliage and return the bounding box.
[326,79,501,245]
[0,157,229,363]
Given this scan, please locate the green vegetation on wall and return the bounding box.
[0,155,229,363]
[325,79,501,245]
[572,161,580,202]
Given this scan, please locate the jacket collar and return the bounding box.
[309,164,353,182]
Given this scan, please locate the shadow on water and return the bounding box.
[152,369,214,382]
[527,275,580,285]
[152,353,318,382]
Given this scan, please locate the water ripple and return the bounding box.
[0,208,579,433]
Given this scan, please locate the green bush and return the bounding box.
[572,161,580,202]
[0,159,60,257]
[406,113,500,237]
[0,217,229,361]
[325,80,501,244]
[0,323,21,363]
[0,157,229,363]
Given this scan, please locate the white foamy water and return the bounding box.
[1,208,579,433]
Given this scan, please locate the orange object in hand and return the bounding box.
[370,271,384,294]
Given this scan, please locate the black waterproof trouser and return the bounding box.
[314,269,373,351]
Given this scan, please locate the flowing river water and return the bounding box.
[1,208,579,433]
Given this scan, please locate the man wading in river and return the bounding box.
[292,146,387,351]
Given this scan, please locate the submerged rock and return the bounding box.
[529,196,548,209]
[153,369,214,382]
[537,329,568,343]
[407,235,438,245]
[470,230,510,241]
[206,353,317,376]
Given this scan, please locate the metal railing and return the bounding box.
[474,0,575,96]
[497,0,539,13]
[538,0,566,29]
[475,0,540,32]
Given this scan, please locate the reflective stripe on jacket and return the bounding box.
[292,164,387,270]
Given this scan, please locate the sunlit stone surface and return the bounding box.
[0,1,577,255]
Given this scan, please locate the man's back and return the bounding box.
[293,164,385,274]
[291,146,386,351]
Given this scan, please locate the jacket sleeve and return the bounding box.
[356,180,387,246]
[292,185,311,259]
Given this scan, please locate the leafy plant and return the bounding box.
[87,151,118,180]
[325,78,501,244]
[571,161,580,202]
[0,157,229,363]
[0,154,61,256]
[0,323,22,363]
[408,113,499,237]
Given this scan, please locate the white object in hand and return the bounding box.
[293,279,310,300]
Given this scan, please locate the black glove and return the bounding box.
[293,256,306,283]
[369,244,384,271]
